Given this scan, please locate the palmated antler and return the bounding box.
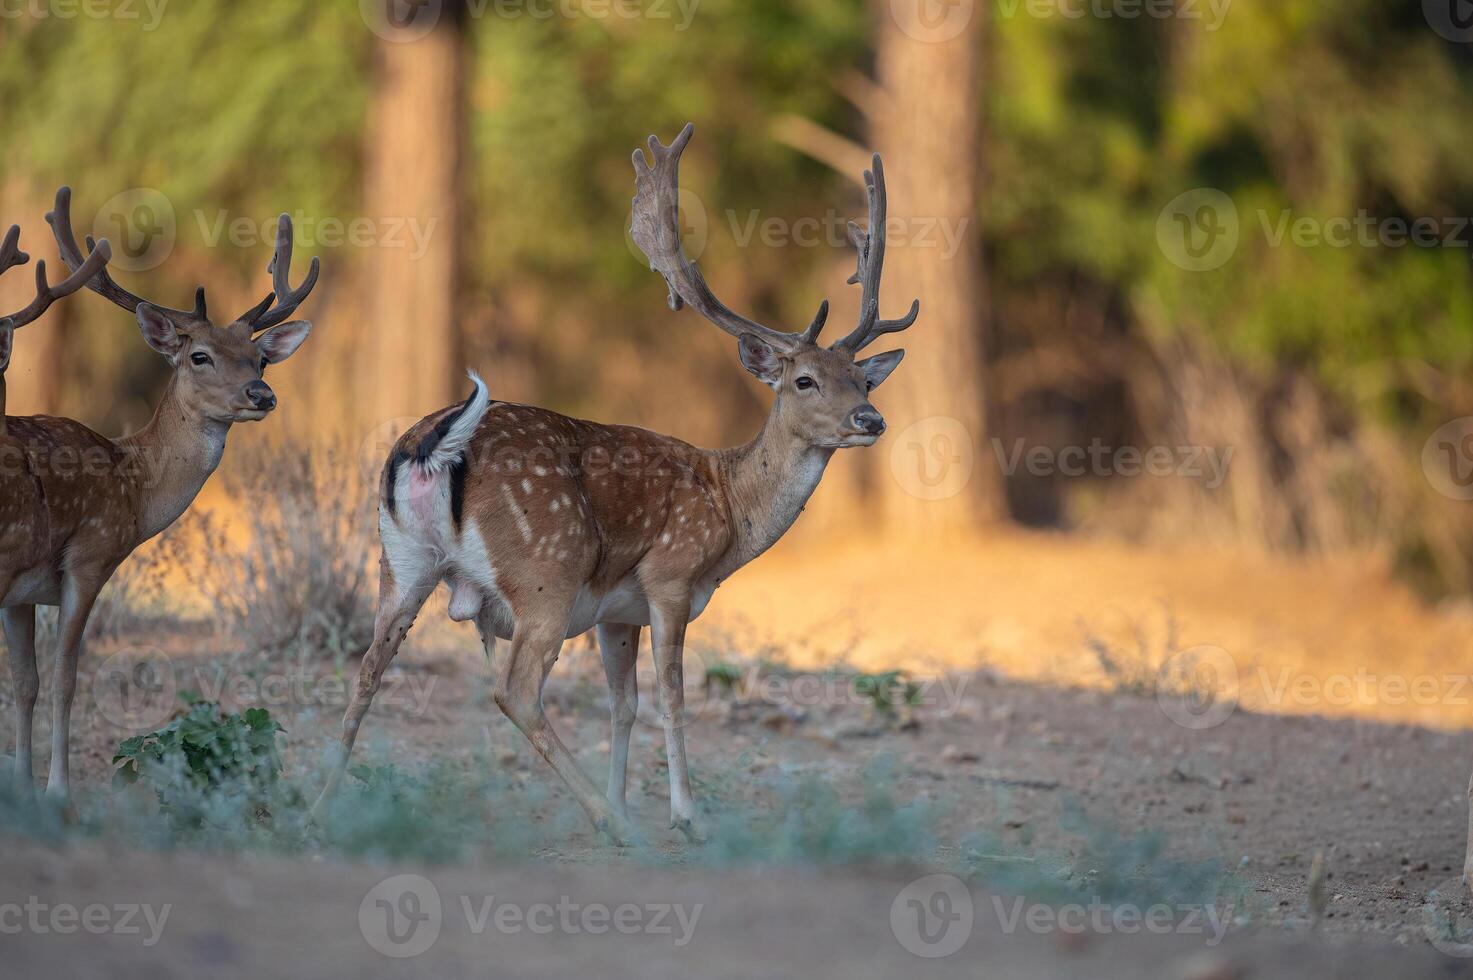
[0,220,112,329]
[632,123,827,352]
[830,155,920,354]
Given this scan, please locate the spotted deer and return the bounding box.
[313,124,917,843]
[2,187,317,801]
[0,221,113,615]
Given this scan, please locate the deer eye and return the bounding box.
[190,352,213,367]
[795,376,817,391]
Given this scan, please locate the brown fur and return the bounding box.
[314,126,917,844]
[2,318,312,800]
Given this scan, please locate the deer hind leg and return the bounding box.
[311,554,438,818]
[45,573,103,801]
[596,623,641,821]
[3,604,38,795]
[494,601,633,844]
[649,593,706,843]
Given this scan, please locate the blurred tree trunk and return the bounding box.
[866,0,1002,530]
[358,0,467,425]
[0,179,67,417]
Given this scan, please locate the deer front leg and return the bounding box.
[596,623,641,821]
[45,574,103,801]
[649,592,705,843]
[1465,770,1473,888]
[494,606,633,845]
[3,604,38,796]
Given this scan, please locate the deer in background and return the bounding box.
[0,222,113,618]
[1,188,317,801]
[313,124,918,843]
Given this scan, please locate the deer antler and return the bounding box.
[234,212,320,334]
[47,186,209,327]
[0,221,113,330]
[830,155,920,354]
[632,123,826,352]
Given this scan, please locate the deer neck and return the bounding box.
[718,405,833,571]
[118,378,230,544]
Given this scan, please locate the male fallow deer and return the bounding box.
[2,187,317,800]
[313,124,916,843]
[0,222,113,610]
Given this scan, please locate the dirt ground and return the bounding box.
[4,531,1473,975]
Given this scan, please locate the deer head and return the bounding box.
[631,123,918,449]
[0,219,112,377]
[48,188,316,424]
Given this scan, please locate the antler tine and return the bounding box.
[240,213,319,333]
[0,225,29,276]
[0,232,113,330]
[831,154,920,354]
[46,186,210,326]
[632,123,826,351]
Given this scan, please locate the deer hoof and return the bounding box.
[595,816,638,848]
[671,816,709,844]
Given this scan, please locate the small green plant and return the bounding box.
[853,671,920,715]
[112,700,285,829]
[704,662,744,697]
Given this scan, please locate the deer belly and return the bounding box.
[3,565,61,607]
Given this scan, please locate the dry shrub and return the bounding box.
[208,440,377,664]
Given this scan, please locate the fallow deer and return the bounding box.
[0,222,113,612]
[2,187,317,801]
[313,124,917,843]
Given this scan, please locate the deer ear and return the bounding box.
[857,349,904,391]
[136,304,183,357]
[738,333,783,388]
[257,320,312,364]
[0,320,13,371]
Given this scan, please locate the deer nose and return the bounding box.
[244,380,276,411]
[851,407,886,436]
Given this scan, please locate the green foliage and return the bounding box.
[853,671,922,715]
[986,1,1473,417]
[112,700,284,828]
[704,661,744,696]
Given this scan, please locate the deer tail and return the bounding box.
[413,371,490,476]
